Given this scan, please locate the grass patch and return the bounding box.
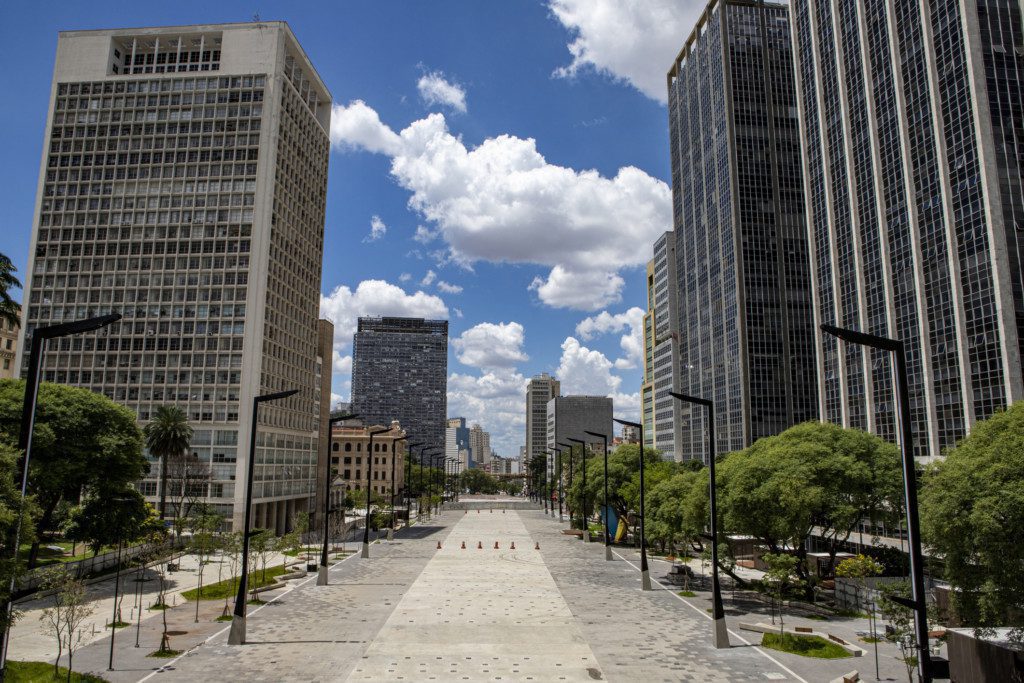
[678,590,697,598]
[181,563,291,601]
[105,621,131,629]
[281,546,319,557]
[247,598,266,605]
[805,614,828,621]
[147,649,182,659]
[6,661,108,682]
[832,608,869,619]
[761,632,851,659]
[215,615,233,622]
[147,603,169,611]
[860,636,882,643]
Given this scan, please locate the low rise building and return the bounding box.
[330,420,407,502]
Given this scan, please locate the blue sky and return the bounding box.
[0,1,705,456]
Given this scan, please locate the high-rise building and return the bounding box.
[468,423,491,467]
[641,232,684,460]
[790,1,1024,459]
[546,396,613,476]
[667,1,818,461]
[17,22,331,533]
[351,316,448,459]
[314,319,333,528]
[525,372,559,461]
[0,314,19,380]
[446,416,472,469]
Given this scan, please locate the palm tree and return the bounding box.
[0,252,22,329]
[143,406,193,520]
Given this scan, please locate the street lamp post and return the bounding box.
[614,418,651,591]
[229,388,299,646]
[549,448,563,522]
[558,442,576,528]
[670,392,729,648]
[405,442,423,524]
[318,413,359,586]
[388,436,407,542]
[0,313,122,674]
[361,427,390,559]
[584,431,612,561]
[568,437,589,542]
[106,495,133,671]
[821,324,931,682]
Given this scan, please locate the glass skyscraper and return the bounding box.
[667,0,819,461]
[18,22,331,532]
[791,0,1024,459]
[351,317,448,459]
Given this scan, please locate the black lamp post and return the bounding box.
[821,324,931,682]
[107,495,133,671]
[229,388,299,646]
[614,418,651,591]
[584,431,612,561]
[558,442,576,527]
[549,448,563,522]
[405,442,423,523]
[318,413,358,586]
[670,391,728,648]
[427,454,441,516]
[361,427,390,559]
[388,436,407,542]
[0,313,122,673]
[568,437,589,541]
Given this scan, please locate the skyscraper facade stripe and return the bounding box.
[667,0,818,462]
[791,0,1024,459]
[17,22,331,532]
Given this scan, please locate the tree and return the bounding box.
[644,469,704,555]
[64,488,162,556]
[578,444,662,543]
[460,468,500,494]
[719,421,902,589]
[187,504,222,622]
[143,405,193,521]
[39,568,93,682]
[0,443,37,635]
[921,401,1024,643]
[291,511,310,562]
[165,451,211,525]
[762,552,800,634]
[0,253,21,329]
[0,380,148,567]
[248,528,275,598]
[878,580,918,683]
[222,531,243,618]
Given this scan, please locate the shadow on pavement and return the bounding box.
[397,525,446,539]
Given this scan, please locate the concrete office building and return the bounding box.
[468,423,491,467]
[17,22,331,533]
[351,317,448,459]
[0,315,19,380]
[641,232,684,460]
[314,319,333,528]
[446,417,473,470]
[790,1,1024,459]
[525,372,560,461]
[667,1,818,461]
[546,396,613,475]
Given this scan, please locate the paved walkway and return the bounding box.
[53,509,895,681]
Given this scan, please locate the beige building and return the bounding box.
[0,317,19,380]
[330,420,407,504]
[17,22,331,534]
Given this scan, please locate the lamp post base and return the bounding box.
[227,616,246,645]
[316,565,328,586]
[582,530,590,543]
[641,569,652,591]
[605,545,613,561]
[360,542,370,559]
[387,528,394,542]
[713,616,730,648]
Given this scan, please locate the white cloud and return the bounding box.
[437,281,463,294]
[399,272,412,282]
[332,351,352,375]
[555,336,641,421]
[447,370,529,457]
[529,266,624,311]
[363,215,387,242]
[453,307,464,318]
[453,322,529,370]
[548,0,704,103]
[575,306,645,369]
[330,100,403,155]
[328,102,671,311]
[420,269,437,286]
[413,225,438,244]
[417,69,468,113]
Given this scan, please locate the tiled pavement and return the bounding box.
[60,508,865,682]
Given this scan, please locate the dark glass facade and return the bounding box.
[792,0,1024,458]
[667,0,818,461]
[351,316,448,459]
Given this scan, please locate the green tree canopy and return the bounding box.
[459,467,500,494]
[0,253,21,329]
[64,488,163,554]
[921,401,1024,642]
[143,405,193,520]
[0,380,148,566]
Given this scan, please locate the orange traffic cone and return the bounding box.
[510,541,516,550]
[494,541,499,549]
[436,541,442,549]
[534,542,540,550]
[477,541,482,549]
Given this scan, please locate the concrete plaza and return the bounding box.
[56,508,886,682]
